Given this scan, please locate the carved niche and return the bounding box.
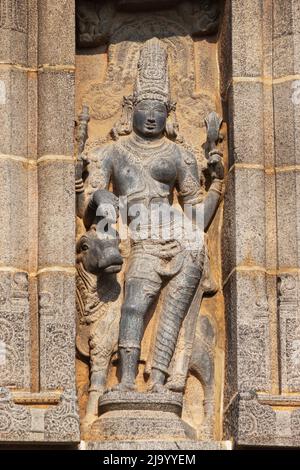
[75,0,226,443]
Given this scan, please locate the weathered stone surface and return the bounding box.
[0,272,30,389]
[99,391,183,416]
[38,0,75,66]
[90,409,188,442]
[224,391,300,448]
[38,161,75,268]
[0,69,28,157]
[231,0,263,77]
[38,72,75,157]
[0,388,31,442]
[273,81,300,167]
[44,390,80,443]
[277,273,300,393]
[39,271,76,390]
[273,0,300,78]
[0,0,28,66]
[222,168,266,280]
[223,270,271,404]
[81,440,232,450]
[276,171,299,268]
[227,82,264,166]
[0,160,29,269]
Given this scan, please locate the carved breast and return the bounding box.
[150,158,177,184]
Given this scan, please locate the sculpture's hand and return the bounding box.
[91,189,119,221]
[207,149,224,180]
[75,153,89,181]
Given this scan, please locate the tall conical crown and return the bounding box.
[134,38,170,105]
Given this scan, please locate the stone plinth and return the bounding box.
[80,440,233,450]
[87,391,195,442]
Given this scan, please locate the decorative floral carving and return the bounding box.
[0,272,30,389]
[44,390,80,442]
[278,274,300,392]
[0,387,31,441]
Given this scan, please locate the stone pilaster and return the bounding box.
[37,0,80,442]
[0,0,31,395]
[222,0,300,447]
[0,0,80,444]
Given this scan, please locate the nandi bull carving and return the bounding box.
[76,189,123,426]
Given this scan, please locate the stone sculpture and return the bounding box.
[75,37,224,419]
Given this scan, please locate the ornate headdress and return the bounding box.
[111,38,179,140]
[134,38,170,106]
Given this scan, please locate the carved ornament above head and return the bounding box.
[76,0,221,48]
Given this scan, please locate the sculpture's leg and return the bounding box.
[85,370,107,416]
[150,257,202,392]
[115,277,161,391]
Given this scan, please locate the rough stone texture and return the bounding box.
[38,161,75,268]
[39,271,76,391]
[223,270,271,407]
[38,72,75,157]
[224,391,300,448]
[90,410,188,442]
[231,0,263,77]
[0,0,29,66]
[81,440,232,450]
[0,160,29,269]
[277,273,300,393]
[273,0,300,78]
[222,0,300,449]
[273,81,300,167]
[0,272,30,389]
[227,82,264,167]
[222,168,266,280]
[38,1,75,66]
[276,171,299,268]
[0,69,28,157]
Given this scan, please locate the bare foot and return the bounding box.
[149,382,169,394]
[166,380,185,393]
[109,382,136,392]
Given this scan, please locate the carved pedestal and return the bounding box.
[82,392,231,450]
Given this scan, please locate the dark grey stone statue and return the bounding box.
[76,38,224,399]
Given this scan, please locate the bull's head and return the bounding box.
[76,227,123,275]
[77,189,123,275]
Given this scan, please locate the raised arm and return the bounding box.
[75,147,113,220]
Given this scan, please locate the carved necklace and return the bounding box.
[118,135,174,166]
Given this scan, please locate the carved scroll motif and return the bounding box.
[0,272,30,389]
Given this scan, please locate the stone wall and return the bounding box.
[0,0,299,448]
[221,0,300,447]
[0,0,80,444]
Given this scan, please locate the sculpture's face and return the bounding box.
[76,231,123,275]
[133,99,168,138]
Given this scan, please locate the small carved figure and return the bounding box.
[76,0,115,48]
[177,0,220,36]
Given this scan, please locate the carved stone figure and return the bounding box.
[76,0,115,48]
[178,0,220,36]
[75,38,224,403]
[76,188,123,425]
